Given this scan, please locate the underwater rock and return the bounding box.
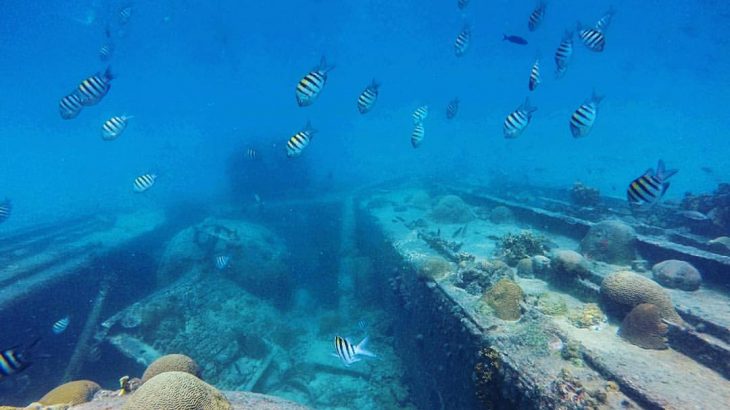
[569,181,600,207]
[601,271,683,324]
[482,278,524,321]
[535,293,568,316]
[123,371,232,410]
[551,249,590,280]
[580,220,636,264]
[652,260,702,291]
[38,380,101,406]
[488,206,515,224]
[516,258,534,278]
[142,354,202,384]
[497,230,547,266]
[618,303,668,350]
[708,236,730,252]
[568,303,606,329]
[429,194,475,223]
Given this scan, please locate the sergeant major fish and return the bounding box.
[569,92,603,138]
[77,67,113,106]
[0,199,11,223]
[528,2,546,32]
[454,25,471,57]
[52,316,70,335]
[595,7,616,32]
[0,338,41,380]
[411,123,425,148]
[446,98,459,119]
[554,31,574,78]
[627,160,678,207]
[503,98,537,139]
[102,115,132,141]
[333,335,376,366]
[287,122,316,157]
[59,93,83,120]
[528,58,541,91]
[577,22,606,52]
[296,57,335,107]
[357,80,380,114]
[133,174,157,192]
[215,255,230,270]
[413,105,428,124]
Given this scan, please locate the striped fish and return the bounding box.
[215,255,230,270]
[503,98,537,139]
[77,67,113,106]
[119,5,133,25]
[528,2,546,32]
[333,335,376,366]
[0,199,11,223]
[627,161,678,207]
[0,339,40,379]
[286,122,317,158]
[133,174,157,192]
[528,58,541,91]
[246,148,257,160]
[99,43,114,62]
[569,92,603,138]
[52,316,70,335]
[357,80,380,114]
[295,57,335,107]
[59,93,83,120]
[454,25,471,57]
[411,123,425,148]
[554,31,573,78]
[101,115,131,141]
[595,7,616,32]
[446,98,459,119]
[578,23,606,52]
[457,0,469,10]
[413,105,428,124]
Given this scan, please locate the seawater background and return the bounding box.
[0,0,728,229]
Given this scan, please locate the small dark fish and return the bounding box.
[528,58,541,91]
[59,93,83,119]
[99,26,114,62]
[528,2,546,32]
[627,160,678,207]
[446,98,459,119]
[503,98,537,139]
[296,56,335,107]
[700,166,714,174]
[679,211,710,221]
[577,22,606,52]
[411,123,425,148]
[287,121,317,157]
[234,362,242,375]
[554,31,574,78]
[357,80,380,114]
[452,227,463,238]
[503,34,528,45]
[0,338,40,379]
[462,224,468,236]
[569,91,603,138]
[0,198,11,223]
[77,67,113,106]
[395,216,406,222]
[454,25,471,57]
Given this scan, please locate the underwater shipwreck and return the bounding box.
[2,179,730,409]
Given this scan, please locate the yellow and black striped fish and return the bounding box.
[503,98,537,139]
[133,174,157,192]
[446,98,459,119]
[0,338,40,379]
[102,115,131,141]
[528,2,546,32]
[333,335,376,366]
[412,105,428,124]
[0,198,11,224]
[59,93,83,120]
[357,80,380,114]
[578,23,606,52]
[286,122,317,157]
[569,92,603,138]
[77,67,113,106]
[411,123,425,148]
[554,31,573,78]
[627,161,678,207]
[454,25,471,57]
[528,58,541,91]
[296,57,335,107]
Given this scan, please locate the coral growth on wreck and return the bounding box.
[497,230,548,266]
[551,250,590,280]
[651,260,702,291]
[618,303,668,350]
[482,278,524,321]
[142,354,202,384]
[568,303,606,329]
[489,206,515,224]
[570,181,600,207]
[429,194,475,223]
[580,220,636,264]
[601,271,683,324]
[535,293,568,316]
[123,371,232,410]
[38,380,101,406]
[415,256,454,281]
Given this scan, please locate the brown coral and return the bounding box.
[482,278,524,321]
[551,250,590,279]
[580,220,636,264]
[123,371,232,410]
[601,271,683,324]
[652,260,702,291]
[142,354,201,384]
[38,380,101,406]
[415,256,453,281]
[429,195,474,223]
[619,303,668,349]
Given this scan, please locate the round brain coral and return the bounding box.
[619,303,668,349]
[601,271,683,324]
[482,278,524,321]
[142,354,201,383]
[123,371,232,410]
[430,195,474,223]
[38,380,101,406]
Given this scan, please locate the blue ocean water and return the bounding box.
[1,0,729,408]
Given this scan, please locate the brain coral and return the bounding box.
[38,380,101,406]
[601,271,683,324]
[142,354,201,383]
[482,278,524,321]
[551,250,590,279]
[430,195,474,223]
[123,371,232,410]
[618,303,668,349]
[580,220,636,264]
[652,260,702,291]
